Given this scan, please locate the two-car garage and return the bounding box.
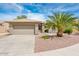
[6,20,42,35]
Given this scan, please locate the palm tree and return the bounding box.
[45,12,77,37]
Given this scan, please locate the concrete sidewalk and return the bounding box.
[34,43,79,56]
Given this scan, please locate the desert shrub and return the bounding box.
[64,28,73,34]
[41,35,49,40]
[75,23,79,31]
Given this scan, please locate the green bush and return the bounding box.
[64,28,73,34]
[41,35,49,40]
[75,24,79,31]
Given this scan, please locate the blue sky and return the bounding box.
[0,3,79,21]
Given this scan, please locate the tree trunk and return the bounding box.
[57,30,63,37]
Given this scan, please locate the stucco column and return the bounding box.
[42,24,45,33]
[35,24,38,35]
[9,24,13,34]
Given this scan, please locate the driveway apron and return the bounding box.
[0,35,35,56]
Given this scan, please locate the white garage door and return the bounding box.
[11,26,35,35]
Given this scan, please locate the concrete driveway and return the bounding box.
[0,35,35,56]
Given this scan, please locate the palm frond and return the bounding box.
[45,12,77,31]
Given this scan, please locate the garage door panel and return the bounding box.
[12,26,35,35]
[14,26,34,29]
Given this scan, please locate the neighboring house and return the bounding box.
[5,19,44,35]
[0,22,9,33]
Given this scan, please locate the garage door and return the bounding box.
[11,26,35,35]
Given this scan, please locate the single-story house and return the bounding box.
[5,19,44,35]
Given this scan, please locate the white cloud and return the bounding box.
[0,13,18,20]
[52,4,79,12]
[11,4,32,14]
[27,13,46,21]
[51,4,66,12]
[64,5,79,12]
[0,3,23,13]
[0,3,31,14]
[11,4,23,13]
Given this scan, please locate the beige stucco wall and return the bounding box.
[0,26,5,33]
[0,23,9,33]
